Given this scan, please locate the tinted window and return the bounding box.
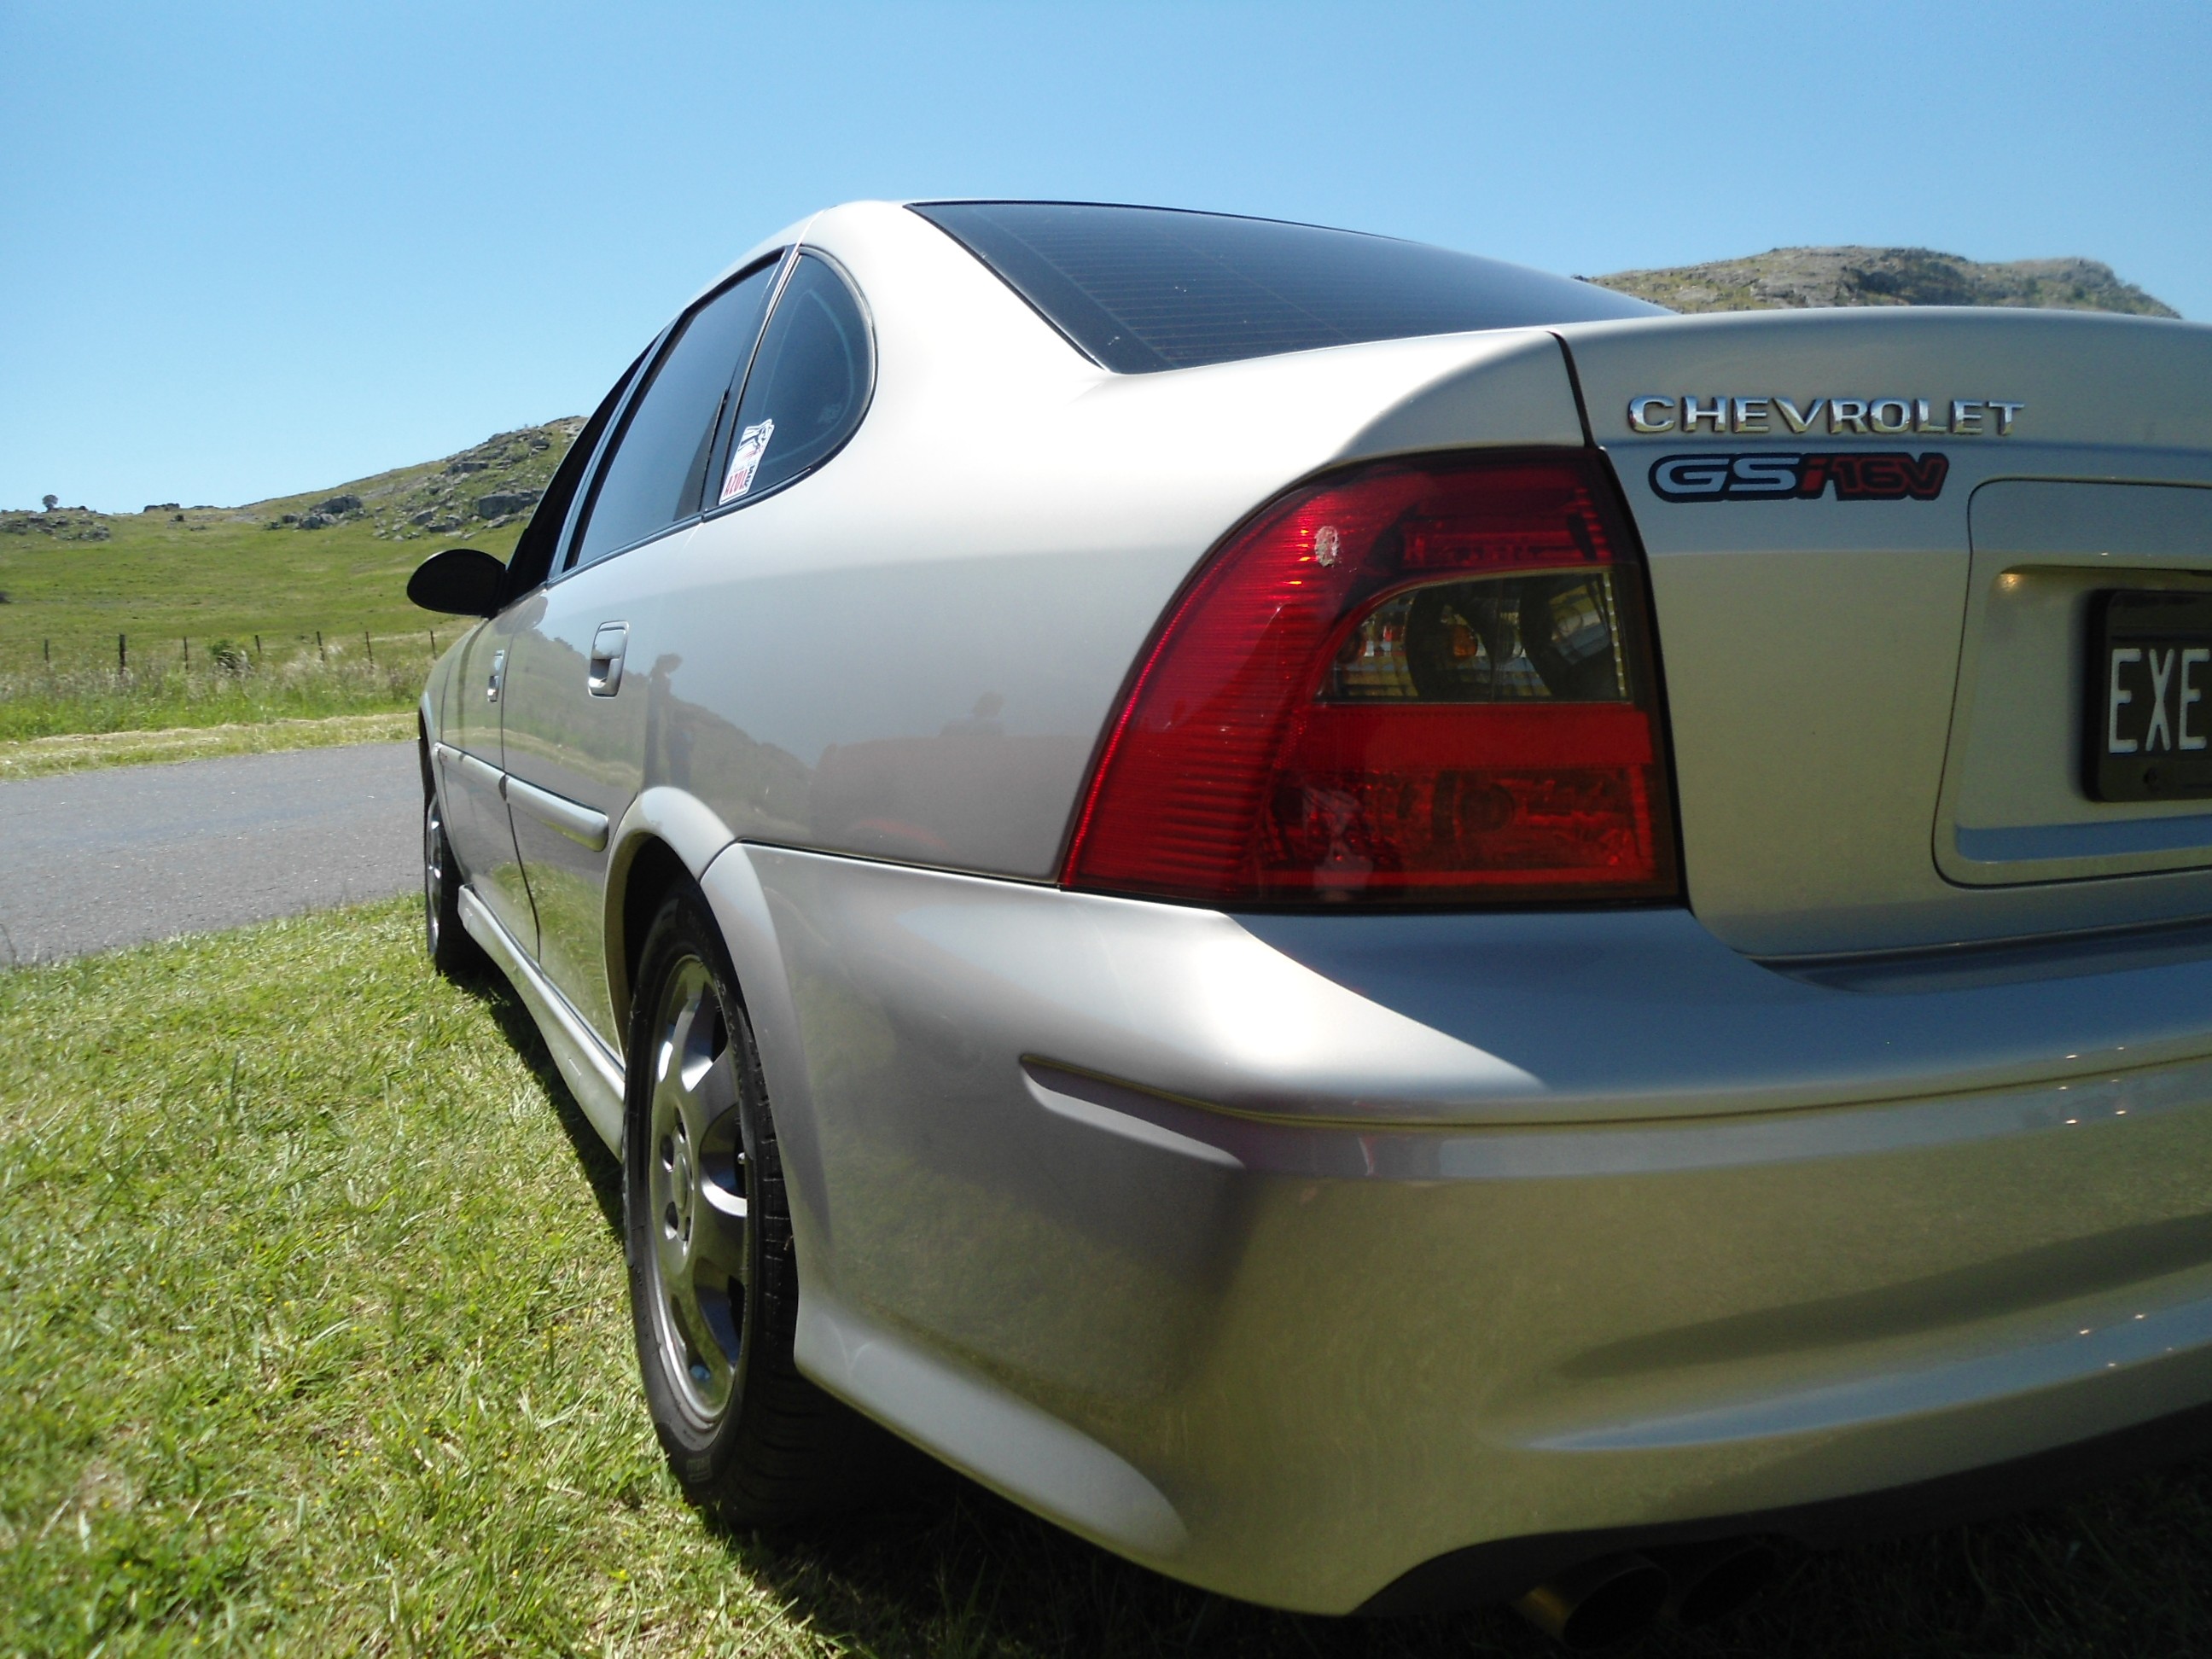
[911,201,1663,373]
[713,253,871,507]
[572,259,780,568]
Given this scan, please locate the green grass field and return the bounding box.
[6,899,2212,1656]
[0,422,576,686]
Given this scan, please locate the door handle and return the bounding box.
[486,648,505,704]
[588,623,629,697]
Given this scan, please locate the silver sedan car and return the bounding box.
[410,200,2212,1645]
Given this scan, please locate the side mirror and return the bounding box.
[406,547,506,617]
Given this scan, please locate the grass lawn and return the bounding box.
[0,423,573,681]
[5,899,2212,1656]
[0,421,574,742]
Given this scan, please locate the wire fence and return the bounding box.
[0,627,447,741]
[15,626,450,676]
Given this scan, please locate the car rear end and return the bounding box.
[769,207,2212,1620]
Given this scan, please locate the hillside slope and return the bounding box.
[0,421,582,672]
[1592,247,2180,317]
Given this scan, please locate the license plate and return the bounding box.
[2088,590,2212,801]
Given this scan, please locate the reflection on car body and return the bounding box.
[410,199,2212,1640]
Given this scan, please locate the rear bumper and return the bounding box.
[1362,1393,2212,1612]
[712,845,2212,1614]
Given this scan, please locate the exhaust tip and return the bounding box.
[1511,1552,1668,1650]
[1651,1537,1780,1627]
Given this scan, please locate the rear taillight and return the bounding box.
[1061,451,1678,905]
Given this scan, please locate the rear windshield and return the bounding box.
[910,201,1663,374]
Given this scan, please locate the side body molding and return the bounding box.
[506,773,610,849]
[431,739,501,794]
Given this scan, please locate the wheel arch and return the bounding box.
[603,788,838,1313]
[603,788,742,1047]
[416,693,436,796]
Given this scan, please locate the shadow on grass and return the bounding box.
[452,958,623,1240]
[707,1463,2212,1659]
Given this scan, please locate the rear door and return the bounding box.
[498,255,785,1046]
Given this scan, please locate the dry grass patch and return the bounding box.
[0,713,416,778]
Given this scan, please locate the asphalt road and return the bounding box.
[0,742,421,964]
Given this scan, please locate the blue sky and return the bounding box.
[5,1,2207,511]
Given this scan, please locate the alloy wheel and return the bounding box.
[644,957,754,1420]
[422,795,446,957]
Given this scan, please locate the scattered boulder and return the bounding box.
[314,494,363,515]
[143,501,180,514]
[474,490,540,519]
[445,459,488,474]
[1,513,111,542]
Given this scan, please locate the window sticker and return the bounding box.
[719,418,776,504]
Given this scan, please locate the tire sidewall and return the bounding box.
[422,794,446,959]
[422,784,476,975]
[624,886,764,1487]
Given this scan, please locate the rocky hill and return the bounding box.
[2,419,586,547]
[1592,247,2180,317]
[0,421,591,666]
[247,418,586,540]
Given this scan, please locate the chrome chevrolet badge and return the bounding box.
[1627,395,2024,436]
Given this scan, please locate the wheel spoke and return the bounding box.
[689,1199,750,1287]
[641,948,753,1420]
[665,1272,736,1401]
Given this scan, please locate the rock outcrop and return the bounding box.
[1592,247,2179,317]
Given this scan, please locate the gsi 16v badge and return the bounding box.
[1650,451,1950,504]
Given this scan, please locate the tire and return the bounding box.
[422,781,484,978]
[624,882,889,1523]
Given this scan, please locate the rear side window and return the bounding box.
[570,258,781,568]
[713,253,872,507]
[911,201,1662,374]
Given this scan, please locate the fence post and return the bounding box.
[182,636,189,667]
[42,638,49,666]
[317,629,325,663]
[119,633,127,675]
[253,633,262,661]
[364,628,373,667]
[428,630,437,657]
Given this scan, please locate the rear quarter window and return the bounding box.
[712,253,874,508]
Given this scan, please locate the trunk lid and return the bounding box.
[1557,307,2212,957]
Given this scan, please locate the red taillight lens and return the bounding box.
[1062,452,1677,905]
